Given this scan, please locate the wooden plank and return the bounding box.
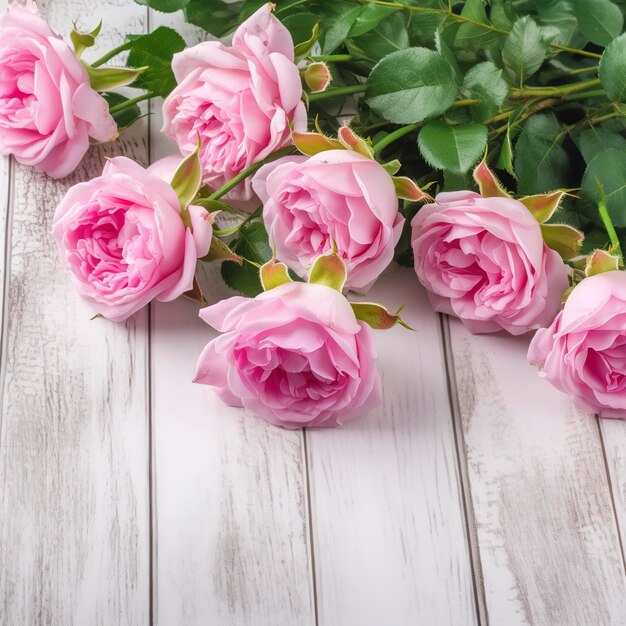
[599,419,626,569]
[148,11,316,626]
[306,268,478,626]
[0,1,151,624]
[446,316,626,624]
[0,154,9,332]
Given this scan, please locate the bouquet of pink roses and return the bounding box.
[2,0,626,424]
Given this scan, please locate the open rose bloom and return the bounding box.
[0,0,117,178]
[529,271,626,418]
[53,156,212,322]
[252,150,404,292]
[411,191,569,335]
[162,4,306,201]
[194,282,382,428]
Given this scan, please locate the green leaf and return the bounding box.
[576,127,626,164]
[366,48,458,124]
[346,13,409,64]
[462,62,508,122]
[581,148,626,227]
[435,25,462,83]
[536,0,578,46]
[574,0,623,46]
[409,0,448,45]
[496,124,515,177]
[502,16,553,85]
[126,27,186,97]
[321,4,363,54]
[184,0,244,37]
[514,113,569,195]
[133,0,189,12]
[454,0,500,50]
[221,221,272,296]
[443,170,472,192]
[292,18,319,62]
[347,4,398,38]
[284,13,318,52]
[600,33,626,102]
[418,121,488,174]
[102,93,141,130]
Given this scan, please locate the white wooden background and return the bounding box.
[1,1,626,624]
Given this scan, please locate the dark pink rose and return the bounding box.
[162,4,306,201]
[53,156,212,321]
[411,191,569,335]
[0,0,117,178]
[529,271,626,418]
[193,282,382,428]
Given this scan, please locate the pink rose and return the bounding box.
[162,4,306,201]
[252,151,404,292]
[53,156,212,322]
[193,282,382,428]
[0,0,117,178]
[411,191,569,335]
[528,271,626,418]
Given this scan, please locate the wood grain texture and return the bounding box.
[0,154,9,332]
[0,1,151,624]
[446,317,626,625]
[599,419,626,569]
[307,268,478,626]
[148,11,316,626]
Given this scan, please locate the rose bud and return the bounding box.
[0,0,117,178]
[52,156,212,322]
[193,281,382,428]
[528,270,626,418]
[411,191,569,335]
[252,150,404,292]
[162,3,306,202]
[303,61,331,93]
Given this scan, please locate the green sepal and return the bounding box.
[183,275,207,306]
[260,259,293,291]
[294,23,320,63]
[304,61,332,94]
[540,223,584,260]
[171,137,203,209]
[585,249,622,276]
[71,21,102,57]
[381,160,401,176]
[338,126,374,158]
[293,131,343,156]
[519,190,566,224]
[350,302,413,330]
[84,63,147,91]
[308,251,347,291]
[201,236,242,263]
[392,176,432,202]
[473,153,510,198]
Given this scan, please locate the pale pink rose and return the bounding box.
[0,0,117,178]
[411,191,569,335]
[193,282,382,428]
[53,156,212,322]
[252,151,404,292]
[528,271,626,418]
[162,3,306,202]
